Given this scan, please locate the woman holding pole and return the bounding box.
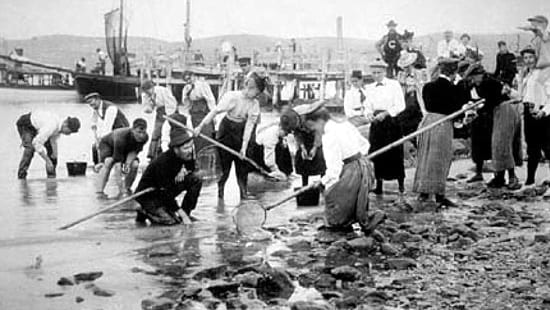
[194,72,266,202]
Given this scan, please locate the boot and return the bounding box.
[435,195,457,208]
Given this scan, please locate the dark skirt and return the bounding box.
[470,110,493,163]
[190,98,214,155]
[295,145,326,176]
[248,140,293,176]
[294,128,326,176]
[398,92,423,136]
[216,116,255,172]
[369,113,405,180]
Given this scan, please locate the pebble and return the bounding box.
[192,264,228,281]
[380,243,399,256]
[330,266,362,281]
[75,296,84,303]
[73,271,103,283]
[57,277,74,286]
[386,258,417,270]
[141,297,177,310]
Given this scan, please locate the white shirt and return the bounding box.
[97,50,107,62]
[523,69,550,114]
[30,111,63,155]
[363,77,406,117]
[142,86,177,115]
[91,101,118,138]
[321,120,370,188]
[160,114,194,152]
[344,86,366,117]
[181,79,216,114]
[457,44,484,58]
[437,39,462,59]
[256,123,282,171]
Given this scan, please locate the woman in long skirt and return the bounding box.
[194,73,266,201]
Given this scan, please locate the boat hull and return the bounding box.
[74,73,140,102]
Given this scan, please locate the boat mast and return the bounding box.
[119,0,124,75]
[184,0,192,67]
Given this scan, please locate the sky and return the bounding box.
[1,0,550,41]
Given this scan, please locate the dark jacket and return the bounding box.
[136,149,196,202]
[494,52,517,85]
[475,76,508,110]
[422,77,465,115]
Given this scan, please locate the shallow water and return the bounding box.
[0,88,318,309]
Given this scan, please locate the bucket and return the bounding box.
[66,161,87,176]
[294,186,321,206]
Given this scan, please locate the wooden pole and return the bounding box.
[58,187,155,230]
[367,99,486,159]
[262,99,487,212]
[164,116,272,177]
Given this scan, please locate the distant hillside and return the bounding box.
[0,32,535,73]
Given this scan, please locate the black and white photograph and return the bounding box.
[1,0,550,309]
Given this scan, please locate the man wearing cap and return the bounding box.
[134,122,203,225]
[96,119,149,197]
[364,59,406,196]
[181,72,216,154]
[375,20,403,78]
[413,58,466,207]
[85,92,130,165]
[141,79,178,160]
[16,111,80,179]
[344,70,368,126]
[517,46,550,186]
[466,64,522,189]
[437,31,462,60]
[494,41,518,86]
[457,33,484,62]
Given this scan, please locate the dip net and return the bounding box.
[232,201,267,234]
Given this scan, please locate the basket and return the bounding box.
[295,186,321,206]
[66,161,87,176]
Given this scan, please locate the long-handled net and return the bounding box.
[232,99,486,234]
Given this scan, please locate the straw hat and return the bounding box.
[397,51,418,68]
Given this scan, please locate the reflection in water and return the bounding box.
[18,180,33,206]
[45,179,58,199]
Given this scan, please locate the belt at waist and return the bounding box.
[343,153,362,165]
[224,114,246,123]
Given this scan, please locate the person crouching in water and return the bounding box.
[248,122,293,180]
[96,119,149,197]
[280,104,326,187]
[134,124,203,225]
[194,72,265,201]
[303,106,385,235]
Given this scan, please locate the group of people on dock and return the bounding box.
[15,14,550,234]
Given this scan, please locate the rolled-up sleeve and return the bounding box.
[161,88,178,115]
[32,122,58,155]
[320,134,342,188]
[388,81,406,117]
[214,92,235,113]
